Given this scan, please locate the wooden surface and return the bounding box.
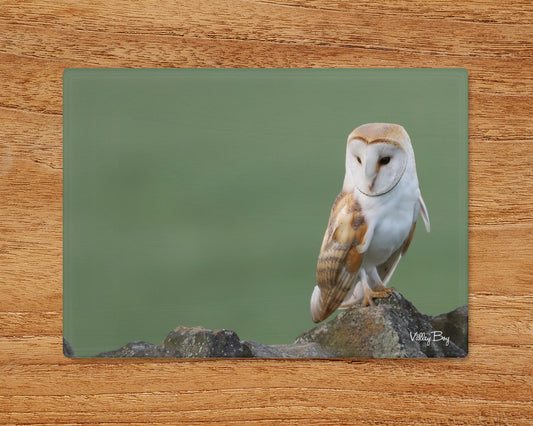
[1,1,532,423]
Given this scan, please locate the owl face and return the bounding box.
[346,140,408,197]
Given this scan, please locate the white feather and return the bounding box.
[418,192,431,233]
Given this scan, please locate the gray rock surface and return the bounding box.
[243,341,336,358]
[97,327,251,358]
[97,341,171,358]
[296,291,467,358]
[63,337,75,358]
[162,326,252,358]
[429,305,468,352]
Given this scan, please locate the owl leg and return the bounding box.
[339,281,364,309]
[369,267,394,295]
[361,269,392,307]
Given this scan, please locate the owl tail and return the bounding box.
[310,285,324,323]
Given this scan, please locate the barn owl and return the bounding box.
[310,123,430,323]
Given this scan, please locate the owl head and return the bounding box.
[343,123,416,197]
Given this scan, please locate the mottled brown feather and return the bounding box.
[315,192,367,322]
[347,122,408,147]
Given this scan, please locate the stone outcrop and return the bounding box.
[90,291,467,358]
[295,291,467,358]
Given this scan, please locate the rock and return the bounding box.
[429,305,468,352]
[94,293,467,358]
[63,337,75,358]
[161,326,252,358]
[295,291,467,358]
[98,341,171,358]
[243,341,336,358]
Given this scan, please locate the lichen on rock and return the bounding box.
[161,326,252,358]
[295,291,467,358]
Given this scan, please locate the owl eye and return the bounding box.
[379,156,391,165]
[356,156,362,164]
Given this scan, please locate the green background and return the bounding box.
[63,69,468,357]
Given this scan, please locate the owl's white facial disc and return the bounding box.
[347,140,408,196]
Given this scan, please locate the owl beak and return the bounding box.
[368,175,378,192]
[365,164,378,192]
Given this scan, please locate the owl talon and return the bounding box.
[361,293,375,307]
[374,285,394,294]
[361,285,393,307]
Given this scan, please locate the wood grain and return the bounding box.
[0,0,532,423]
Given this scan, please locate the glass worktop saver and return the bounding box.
[63,69,468,358]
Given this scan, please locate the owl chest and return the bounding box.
[361,192,415,266]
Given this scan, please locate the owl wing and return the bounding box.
[311,192,368,323]
[377,192,430,285]
[418,192,430,232]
